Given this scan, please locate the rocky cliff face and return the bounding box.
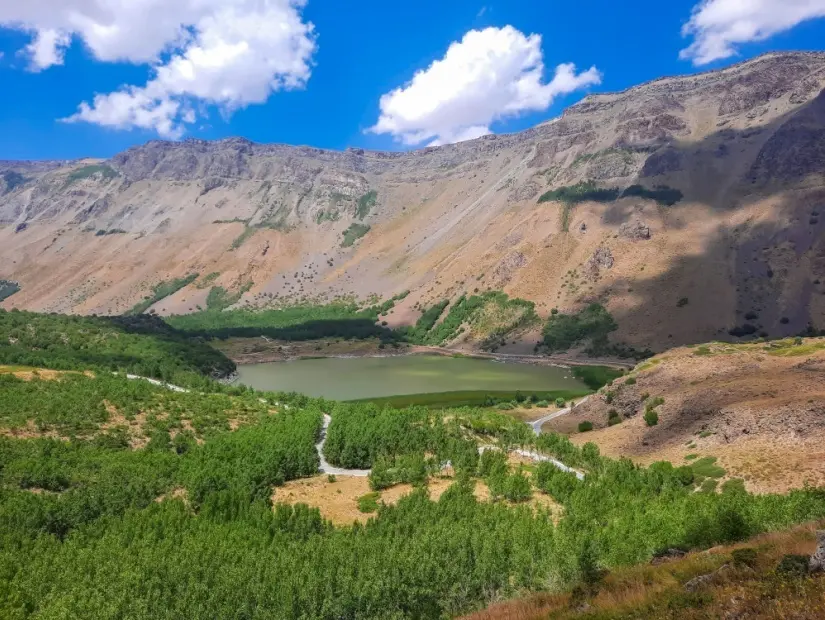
[3,52,825,352]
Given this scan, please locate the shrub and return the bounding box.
[555,397,566,408]
[625,376,636,385]
[677,297,689,307]
[578,421,594,432]
[327,474,337,483]
[644,409,659,427]
[776,554,809,577]
[535,400,549,408]
[496,402,516,411]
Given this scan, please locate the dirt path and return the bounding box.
[316,414,370,477]
[529,396,591,435]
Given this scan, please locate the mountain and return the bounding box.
[3,51,825,352]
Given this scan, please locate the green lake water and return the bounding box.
[235,355,589,400]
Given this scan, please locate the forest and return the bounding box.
[1,308,825,618]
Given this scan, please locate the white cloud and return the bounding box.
[369,26,601,146]
[681,0,825,65]
[0,0,316,137]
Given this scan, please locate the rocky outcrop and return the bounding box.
[586,247,614,279]
[619,218,651,240]
[811,530,825,573]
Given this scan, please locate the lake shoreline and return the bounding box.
[215,337,634,370]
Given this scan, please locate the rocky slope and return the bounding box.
[3,52,825,351]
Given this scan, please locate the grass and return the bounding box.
[357,491,381,513]
[690,456,726,479]
[341,223,371,247]
[66,164,118,184]
[127,274,199,315]
[206,283,253,312]
[356,190,377,219]
[348,389,592,409]
[230,227,257,250]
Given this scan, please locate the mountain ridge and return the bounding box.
[3,51,825,355]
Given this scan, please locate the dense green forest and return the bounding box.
[1,309,824,618]
[0,309,236,387]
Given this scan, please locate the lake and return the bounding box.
[235,354,590,401]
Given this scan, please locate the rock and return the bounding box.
[586,246,614,279]
[684,572,715,592]
[618,219,650,240]
[810,530,825,573]
[651,548,687,565]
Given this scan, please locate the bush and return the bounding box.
[578,421,594,432]
[625,377,636,385]
[535,400,549,408]
[644,409,659,427]
[496,402,516,411]
[555,397,566,408]
[776,554,809,577]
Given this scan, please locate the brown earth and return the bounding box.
[543,339,825,492]
[4,53,825,353]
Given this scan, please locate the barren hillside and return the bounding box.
[546,338,825,493]
[3,52,825,352]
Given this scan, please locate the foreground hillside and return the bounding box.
[3,52,825,352]
[2,309,825,618]
[545,338,825,493]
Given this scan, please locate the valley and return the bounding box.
[2,50,825,619]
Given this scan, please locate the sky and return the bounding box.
[1,0,825,160]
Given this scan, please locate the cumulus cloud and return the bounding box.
[0,0,316,137]
[369,26,602,146]
[681,0,825,65]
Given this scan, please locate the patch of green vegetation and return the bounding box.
[578,421,593,433]
[571,148,634,168]
[0,309,235,385]
[542,303,618,353]
[722,478,746,494]
[66,164,118,184]
[351,389,591,409]
[572,365,624,391]
[0,325,824,619]
[685,454,699,461]
[127,274,199,316]
[95,228,127,236]
[699,478,719,493]
[341,222,371,247]
[538,181,621,205]
[691,456,726,479]
[314,209,340,224]
[230,227,257,250]
[0,280,21,303]
[401,292,538,348]
[165,301,397,342]
[357,491,381,513]
[196,272,221,289]
[1,170,27,193]
[622,184,683,206]
[694,346,712,356]
[356,190,378,220]
[205,282,254,312]
[644,408,659,426]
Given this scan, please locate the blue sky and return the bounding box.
[1,0,825,160]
